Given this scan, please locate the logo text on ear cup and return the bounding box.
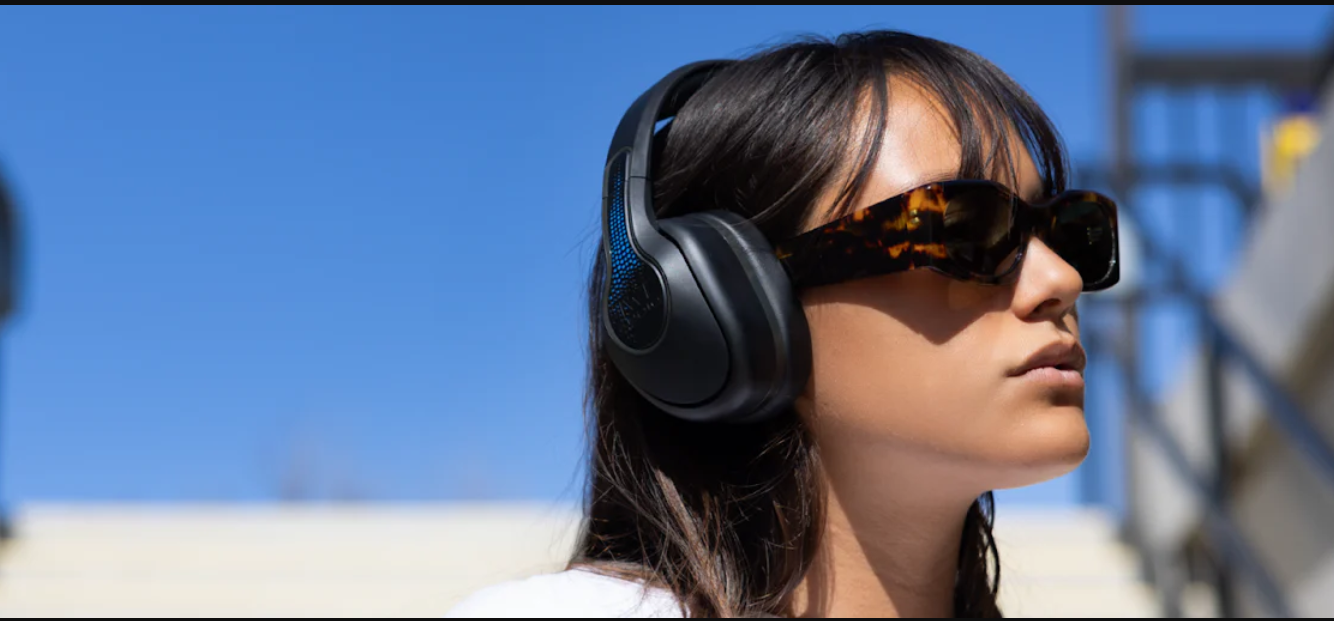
[607,264,666,351]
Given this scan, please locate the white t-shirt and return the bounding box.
[445,568,684,618]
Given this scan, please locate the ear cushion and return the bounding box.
[657,210,812,423]
[693,210,813,422]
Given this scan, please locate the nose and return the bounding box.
[1011,237,1082,322]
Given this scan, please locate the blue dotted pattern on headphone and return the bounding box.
[604,157,665,351]
[607,166,639,310]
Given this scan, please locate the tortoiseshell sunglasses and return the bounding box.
[774,179,1120,292]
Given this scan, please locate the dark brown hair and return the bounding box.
[572,30,1068,618]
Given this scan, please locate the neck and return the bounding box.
[790,441,985,618]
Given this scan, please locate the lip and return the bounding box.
[1010,340,1087,378]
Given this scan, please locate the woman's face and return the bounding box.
[797,80,1089,495]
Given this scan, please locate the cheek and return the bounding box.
[797,277,1089,484]
[799,284,1005,450]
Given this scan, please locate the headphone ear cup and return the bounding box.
[656,211,811,423]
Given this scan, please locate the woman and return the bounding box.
[449,29,1118,618]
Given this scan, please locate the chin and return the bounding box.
[988,404,1091,491]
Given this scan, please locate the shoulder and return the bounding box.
[445,568,683,618]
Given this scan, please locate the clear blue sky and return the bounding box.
[0,6,1330,507]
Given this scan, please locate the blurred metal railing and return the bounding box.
[1085,7,1334,615]
[1090,6,1334,615]
[1077,178,1334,616]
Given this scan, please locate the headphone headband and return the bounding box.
[606,61,733,235]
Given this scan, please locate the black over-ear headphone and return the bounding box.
[600,60,812,424]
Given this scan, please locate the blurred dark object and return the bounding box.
[1076,5,1334,618]
[0,167,19,321]
[0,164,18,542]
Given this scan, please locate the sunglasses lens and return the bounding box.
[943,186,1022,277]
[1048,201,1115,287]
